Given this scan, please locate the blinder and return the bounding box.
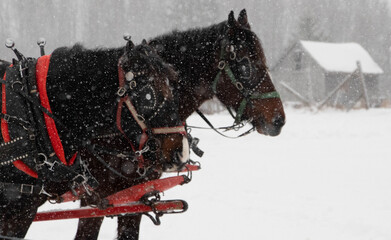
[130,84,158,114]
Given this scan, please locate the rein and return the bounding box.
[193,109,254,139]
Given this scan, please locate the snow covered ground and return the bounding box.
[26,107,391,240]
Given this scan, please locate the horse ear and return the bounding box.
[125,40,135,53]
[238,9,250,29]
[166,65,178,83]
[227,11,236,28]
[142,39,147,45]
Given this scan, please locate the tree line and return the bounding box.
[1,0,389,97]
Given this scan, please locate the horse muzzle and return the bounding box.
[254,114,285,137]
[163,136,190,172]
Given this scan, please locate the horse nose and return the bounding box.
[178,136,190,163]
[272,114,285,128]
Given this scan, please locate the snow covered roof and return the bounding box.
[300,41,383,74]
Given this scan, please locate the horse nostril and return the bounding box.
[272,114,285,127]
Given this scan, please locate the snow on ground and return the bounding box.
[27,107,391,240]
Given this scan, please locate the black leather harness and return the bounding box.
[1,58,97,197]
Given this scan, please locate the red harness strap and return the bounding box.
[36,55,77,166]
[116,64,148,168]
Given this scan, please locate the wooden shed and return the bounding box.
[271,41,384,107]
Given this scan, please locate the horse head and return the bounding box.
[118,40,189,173]
[213,10,285,136]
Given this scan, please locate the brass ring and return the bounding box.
[12,81,24,91]
[235,82,244,90]
[129,80,137,89]
[218,61,225,70]
[230,52,236,60]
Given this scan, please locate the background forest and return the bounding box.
[1,0,390,100]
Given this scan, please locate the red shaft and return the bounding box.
[106,175,186,205]
[61,175,187,203]
[34,200,186,222]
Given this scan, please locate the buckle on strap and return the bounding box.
[20,184,34,194]
[2,113,10,122]
[117,87,126,97]
[218,60,226,70]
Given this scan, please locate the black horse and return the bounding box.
[76,9,286,240]
[0,40,189,238]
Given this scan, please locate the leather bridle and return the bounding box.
[212,38,280,125]
[116,58,186,174]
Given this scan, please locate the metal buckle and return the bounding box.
[20,184,34,194]
[235,82,244,90]
[117,87,126,97]
[218,61,226,70]
[46,160,59,171]
[3,114,10,122]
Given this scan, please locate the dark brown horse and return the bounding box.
[0,40,188,238]
[75,9,285,240]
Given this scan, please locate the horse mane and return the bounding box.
[150,19,268,81]
[153,21,226,49]
[45,44,125,153]
[149,21,227,74]
[127,44,174,77]
[51,43,124,73]
[49,43,124,105]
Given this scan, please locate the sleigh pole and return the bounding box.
[34,165,199,222]
[34,199,188,222]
